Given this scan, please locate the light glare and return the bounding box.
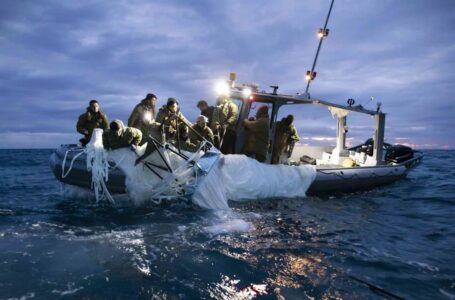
[242,88,252,97]
[143,112,152,123]
[215,81,230,95]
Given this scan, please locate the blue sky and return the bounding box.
[0,0,454,149]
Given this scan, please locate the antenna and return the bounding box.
[305,0,335,95]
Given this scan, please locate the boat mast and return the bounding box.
[305,0,335,95]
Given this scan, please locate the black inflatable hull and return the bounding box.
[50,145,423,196]
[307,154,422,195]
[50,145,126,193]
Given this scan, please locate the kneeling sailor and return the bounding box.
[102,120,142,150]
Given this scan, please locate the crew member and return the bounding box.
[155,98,191,144]
[286,115,300,157]
[211,95,238,154]
[76,99,109,146]
[272,114,300,164]
[243,105,270,162]
[102,120,142,150]
[128,93,158,143]
[196,100,215,127]
[189,115,215,147]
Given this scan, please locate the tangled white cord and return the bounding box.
[85,138,115,204]
[62,129,115,204]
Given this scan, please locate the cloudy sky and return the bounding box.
[0,0,454,149]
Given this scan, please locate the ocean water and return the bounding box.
[0,149,454,299]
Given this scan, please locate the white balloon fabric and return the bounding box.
[193,155,316,209]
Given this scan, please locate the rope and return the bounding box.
[61,149,85,179]
[85,142,115,204]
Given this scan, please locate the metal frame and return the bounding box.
[228,86,386,166]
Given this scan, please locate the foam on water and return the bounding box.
[1,149,453,299]
[204,210,255,235]
[61,184,94,200]
[205,219,253,235]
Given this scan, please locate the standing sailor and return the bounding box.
[272,115,300,164]
[243,105,270,162]
[76,99,109,146]
[196,100,215,127]
[211,95,238,154]
[286,115,300,157]
[128,93,158,143]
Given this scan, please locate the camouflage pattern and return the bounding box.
[76,108,109,138]
[189,124,215,146]
[272,122,300,164]
[127,99,157,142]
[288,125,300,143]
[155,106,191,143]
[211,100,238,130]
[178,139,199,152]
[243,115,270,158]
[102,120,142,150]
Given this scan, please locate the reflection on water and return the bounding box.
[0,150,454,299]
[107,229,153,276]
[208,275,267,300]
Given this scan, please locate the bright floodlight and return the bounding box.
[215,81,230,95]
[242,88,252,98]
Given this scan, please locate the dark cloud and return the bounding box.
[0,0,454,148]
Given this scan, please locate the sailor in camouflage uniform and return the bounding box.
[128,93,159,143]
[189,115,215,147]
[102,120,142,150]
[76,99,109,146]
[272,115,299,164]
[211,95,238,154]
[243,105,270,163]
[155,98,191,144]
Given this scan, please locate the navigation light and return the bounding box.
[242,88,252,98]
[305,70,317,81]
[317,28,329,38]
